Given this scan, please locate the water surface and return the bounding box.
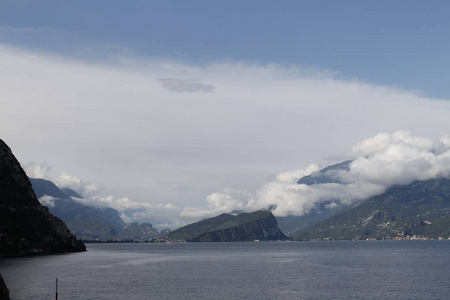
[1,240,449,299]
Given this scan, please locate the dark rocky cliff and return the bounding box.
[0,274,9,300]
[169,210,289,242]
[0,139,86,256]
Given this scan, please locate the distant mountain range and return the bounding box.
[30,178,168,241]
[20,154,450,242]
[281,161,450,240]
[167,210,289,242]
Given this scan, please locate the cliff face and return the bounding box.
[0,139,86,256]
[168,210,289,242]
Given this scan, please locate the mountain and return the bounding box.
[0,139,85,256]
[168,210,289,242]
[297,160,352,185]
[31,178,163,241]
[293,178,450,240]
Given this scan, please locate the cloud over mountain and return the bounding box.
[183,131,450,220]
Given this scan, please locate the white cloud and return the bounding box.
[181,188,256,219]
[23,162,52,179]
[38,195,58,208]
[345,131,450,186]
[56,172,98,196]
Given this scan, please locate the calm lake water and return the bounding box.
[1,241,449,300]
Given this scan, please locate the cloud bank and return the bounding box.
[3,44,450,227]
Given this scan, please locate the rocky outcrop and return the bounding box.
[168,210,289,242]
[0,139,86,256]
[0,274,10,300]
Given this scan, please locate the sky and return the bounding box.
[2,1,450,228]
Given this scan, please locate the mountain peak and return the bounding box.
[297,160,352,185]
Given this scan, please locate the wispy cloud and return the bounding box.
[0,26,46,34]
[158,78,215,93]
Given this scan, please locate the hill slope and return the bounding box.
[168,211,289,242]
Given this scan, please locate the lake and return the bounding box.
[1,240,449,300]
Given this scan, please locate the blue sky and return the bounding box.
[2,1,450,227]
[2,1,450,98]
